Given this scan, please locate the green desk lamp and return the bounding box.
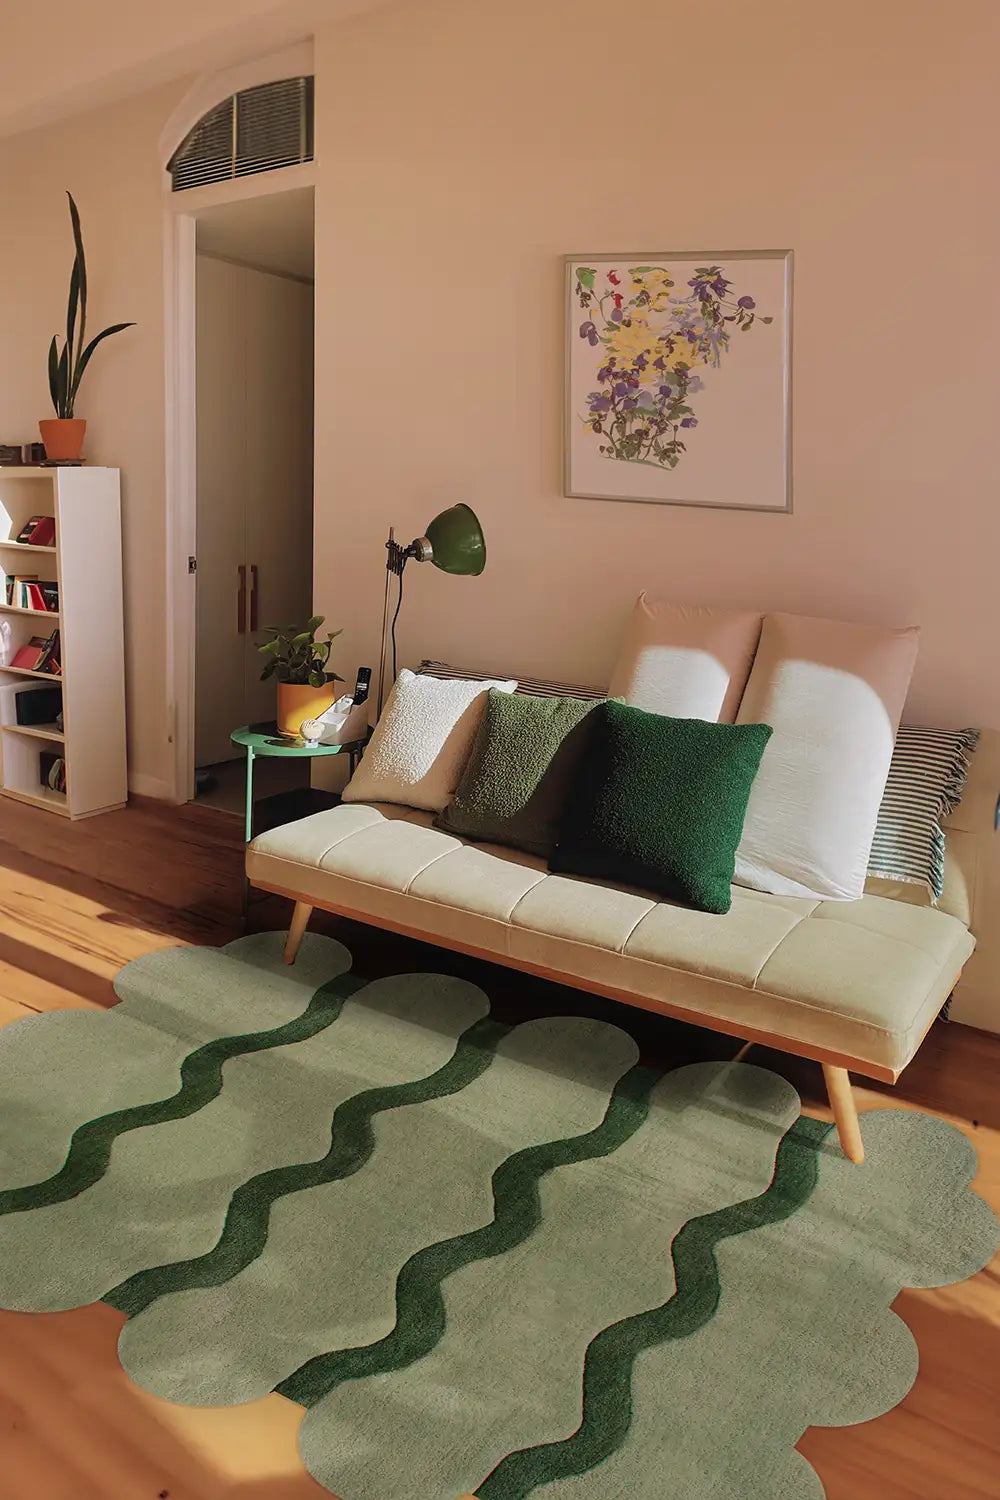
[377,503,487,714]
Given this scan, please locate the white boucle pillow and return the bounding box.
[609,594,763,723]
[342,668,517,813]
[734,613,920,901]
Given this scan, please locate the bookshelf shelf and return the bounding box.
[2,722,64,743]
[0,466,126,819]
[0,604,59,620]
[0,664,61,681]
[2,784,70,816]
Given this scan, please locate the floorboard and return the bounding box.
[0,797,997,1499]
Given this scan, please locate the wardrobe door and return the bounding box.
[194,256,251,767]
[243,265,315,726]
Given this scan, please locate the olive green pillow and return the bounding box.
[435,689,610,859]
[551,700,772,914]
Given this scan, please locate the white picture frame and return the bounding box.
[565,250,792,511]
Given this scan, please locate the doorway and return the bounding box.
[190,185,315,814]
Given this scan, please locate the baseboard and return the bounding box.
[128,773,174,802]
[947,986,1000,1036]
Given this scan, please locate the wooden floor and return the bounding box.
[0,797,997,1500]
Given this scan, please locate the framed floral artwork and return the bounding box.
[565,250,792,511]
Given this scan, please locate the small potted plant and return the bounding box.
[41,192,135,462]
[258,615,344,735]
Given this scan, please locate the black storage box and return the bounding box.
[15,684,62,726]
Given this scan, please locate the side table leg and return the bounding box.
[242,746,254,923]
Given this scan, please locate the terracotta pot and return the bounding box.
[276,681,336,736]
[39,418,86,462]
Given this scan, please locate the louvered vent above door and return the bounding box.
[169,77,314,191]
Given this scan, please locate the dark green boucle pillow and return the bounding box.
[435,689,610,858]
[551,701,772,914]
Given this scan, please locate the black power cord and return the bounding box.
[390,564,405,685]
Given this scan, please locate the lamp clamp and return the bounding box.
[385,534,432,576]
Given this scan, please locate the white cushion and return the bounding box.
[734,613,919,901]
[342,668,517,813]
[609,594,763,723]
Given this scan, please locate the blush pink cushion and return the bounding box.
[609,595,763,724]
[735,613,920,901]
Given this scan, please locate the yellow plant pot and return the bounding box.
[276,681,336,736]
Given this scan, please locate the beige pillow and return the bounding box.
[734,613,920,900]
[342,668,517,813]
[609,595,763,723]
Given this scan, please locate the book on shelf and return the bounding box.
[3,575,57,611]
[6,574,35,606]
[14,515,56,547]
[39,751,67,794]
[9,628,60,674]
[36,628,60,674]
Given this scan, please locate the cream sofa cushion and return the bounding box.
[609,594,763,723]
[735,613,920,901]
[248,804,972,1078]
[342,668,517,812]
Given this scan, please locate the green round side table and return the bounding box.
[231,722,367,917]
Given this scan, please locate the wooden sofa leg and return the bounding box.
[284,902,313,965]
[822,1064,865,1164]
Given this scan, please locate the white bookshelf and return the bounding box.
[0,467,126,819]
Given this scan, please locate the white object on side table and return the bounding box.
[300,695,370,747]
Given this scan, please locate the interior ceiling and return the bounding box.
[0,0,400,139]
[197,186,315,282]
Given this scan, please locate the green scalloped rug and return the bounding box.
[0,932,995,1500]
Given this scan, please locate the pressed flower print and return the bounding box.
[565,252,791,510]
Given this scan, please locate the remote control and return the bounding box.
[353,666,372,707]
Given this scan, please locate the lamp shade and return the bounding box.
[423,504,486,576]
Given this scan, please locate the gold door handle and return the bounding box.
[249,564,259,632]
[237,564,247,634]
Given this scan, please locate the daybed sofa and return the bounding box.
[246,638,997,1168]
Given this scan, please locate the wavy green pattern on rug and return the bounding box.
[297,1073,998,1500]
[1,936,996,1500]
[0,938,494,1313]
[116,1014,642,1407]
[0,934,353,1199]
[107,1013,511,1317]
[477,1114,830,1499]
[502,1107,999,1500]
[277,1061,663,1406]
[0,971,365,1217]
[297,1059,804,1500]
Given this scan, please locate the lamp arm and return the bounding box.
[376,518,456,715]
[376,529,416,717]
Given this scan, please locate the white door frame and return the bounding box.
[162,163,316,803]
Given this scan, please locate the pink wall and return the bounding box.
[0,81,187,795]
[0,0,378,136]
[313,0,1000,729]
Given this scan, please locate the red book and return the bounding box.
[27,516,55,547]
[11,642,45,670]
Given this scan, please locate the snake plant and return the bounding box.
[48,192,135,419]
